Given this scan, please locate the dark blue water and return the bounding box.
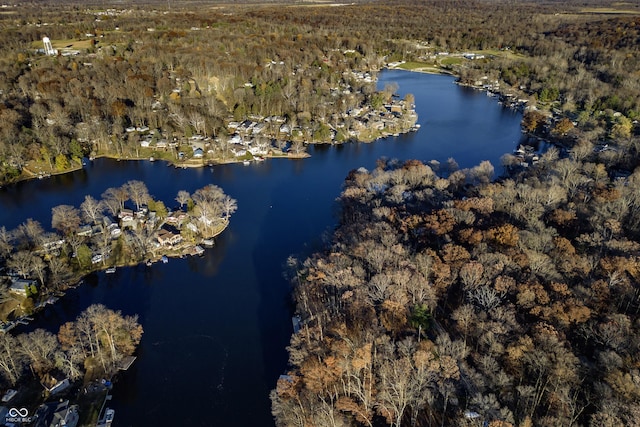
[0,71,523,426]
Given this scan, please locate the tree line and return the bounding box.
[0,303,142,388]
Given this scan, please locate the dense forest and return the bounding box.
[272,151,640,425]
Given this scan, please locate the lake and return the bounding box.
[0,70,523,426]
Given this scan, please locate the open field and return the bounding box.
[440,56,463,66]
[31,38,94,50]
[579,7,640,14]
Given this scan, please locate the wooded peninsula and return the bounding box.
[0,0,639,426]
[266,1,639,427]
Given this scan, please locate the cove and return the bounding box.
[0,70,523,427]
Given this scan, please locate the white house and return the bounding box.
[9,279,37,296]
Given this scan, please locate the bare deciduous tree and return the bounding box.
[125,180,150,211]
[7,250,38,279]
[17,219,44,249]
[51,204,81,235]
[17,329,59,375]
[0,334,25,385]
[0,226,13,259]
[80,195,105,225]
[175,190,191,210]
[102,186,129,215]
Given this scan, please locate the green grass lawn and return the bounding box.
[440,57,463,66]
[397,61,433,70]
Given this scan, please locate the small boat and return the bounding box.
[105,408,115,424]
[149,156,155,162]
[97,407,115,426]
[161,255,168,264]
[146,259,153,267]
[243,160,251,166]
[254,156,265,162]
[105,267,116,274]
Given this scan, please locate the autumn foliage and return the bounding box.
[273,156,640,426]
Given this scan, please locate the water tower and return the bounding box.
[42,36,56,56]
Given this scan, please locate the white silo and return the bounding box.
[43,36,56,56]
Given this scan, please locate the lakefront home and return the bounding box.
[157,229,182,246]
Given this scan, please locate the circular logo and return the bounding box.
[8,408,28,417]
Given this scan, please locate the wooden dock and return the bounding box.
[118,356,137,371]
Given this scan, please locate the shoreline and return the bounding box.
[1,123,415,187]
[74,218,228,281]
[6,220,230,328]
[385,65,454,76]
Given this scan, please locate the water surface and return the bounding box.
[0,70,523,427]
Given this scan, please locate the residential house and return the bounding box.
[238,120,257,133]
[279,124,291,134]
[136,206,148,218]
[119,209,134,220]
[252,122,266,135]
[265,116,285,123]
[165,210,187,225]
[33,399,78,427]
[157,229,182,246]
[231,148,247,157]
[102,216,116,230]
[43,239,65,251]
[77,225,93,237]
[9,278,37,296]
